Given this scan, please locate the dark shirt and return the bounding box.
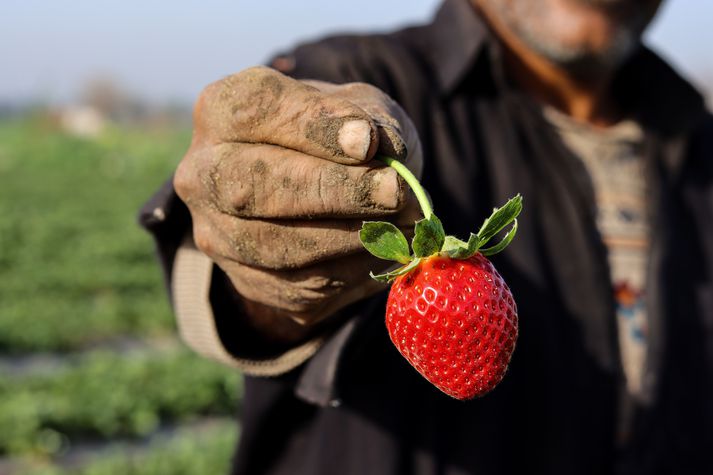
[139,0,713,473]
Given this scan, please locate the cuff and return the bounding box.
[171,235,325,377]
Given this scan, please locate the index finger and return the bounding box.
[195,66,379,165]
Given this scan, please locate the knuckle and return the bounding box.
[194,67,288,138]
[174,145,218,206]
[239,65,278,81]
[195,68,277,127]
[173,157,197,202]
[176,144,257,216]
[193,223,216,257]
[208,144,256,216]
[231,68,287,130]
[234,66,286,100]
[194,79,223,120]
[198,78,222,102]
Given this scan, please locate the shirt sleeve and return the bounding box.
[171,234,326,376]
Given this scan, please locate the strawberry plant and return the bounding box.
[360,156,522,400]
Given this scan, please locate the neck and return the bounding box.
[477,3,621,127]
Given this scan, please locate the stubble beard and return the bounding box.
[481,0,655,77]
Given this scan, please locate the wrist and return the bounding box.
[214,269,323,347]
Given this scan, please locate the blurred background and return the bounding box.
[0,1,711,474]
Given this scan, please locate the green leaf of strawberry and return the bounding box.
[442,233,479,259]
[359,222,411,264]
[412,215,445,257]
[358,156,524,400]
[480,218,518,256]
[369,257,422,283]
[475,194,523,247]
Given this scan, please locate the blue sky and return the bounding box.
[2,0,711,105]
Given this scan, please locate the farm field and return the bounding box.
[0,116,241,474]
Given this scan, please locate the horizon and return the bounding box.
[3,1,712,106]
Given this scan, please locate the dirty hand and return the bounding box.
[174,66,422,341]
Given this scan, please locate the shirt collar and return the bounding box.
[613,47,707,139]
[425,0,707,137]
[425,0,491,94]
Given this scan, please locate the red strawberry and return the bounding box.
[386,254,517,399]
[360,156,522,400]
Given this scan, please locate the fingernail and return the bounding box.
[338,120,372,161]
[370,168,402,209]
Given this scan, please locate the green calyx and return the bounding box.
[359,155,523,283]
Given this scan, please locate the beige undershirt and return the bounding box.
[545,107,649,397]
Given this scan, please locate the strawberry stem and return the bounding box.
[377,155,433,220]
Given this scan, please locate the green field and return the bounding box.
[0,116,241,474]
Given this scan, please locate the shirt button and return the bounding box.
[152,207,166,221]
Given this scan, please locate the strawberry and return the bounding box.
[385,254,518,399]
[359,156,522,400]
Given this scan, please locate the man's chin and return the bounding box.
[522,27,640,78]
[551,51,629,79]
[575,0,652,8]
